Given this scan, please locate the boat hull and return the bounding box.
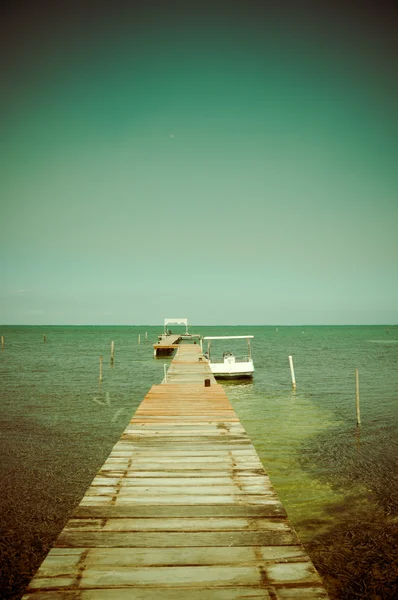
[209,361,254,379]
[213,372,253,379]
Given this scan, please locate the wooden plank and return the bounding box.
[30,563,264,588]
[101,459,263,468]
[106,458,257,465]
[79,495,282,506]
[23,588,275,599]
[74,504,287,518]
[91,476,270,486]
[105,449,258,455]
[95,470,267,478]
[99,463,263,471]
[63,517,289,532]
[32,563,320,588]
[110,445,256,452]
[40,545,310,566]
[84,484,274,495]
[75,565,263,587]
[21,588,328,599]
[55,530,299,547]
[123,427,246,432]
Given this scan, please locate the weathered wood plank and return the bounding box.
[95,470,267,478]
[31,562,322,588]
[115,455,261,463]
[77,565,263,587]
[55,529,299,547]
[22,588,328,599]
[23,588,275,599]
[91,472,272,489]
[80,495,281,506]
[64,517,289,532]
[99,463,263,471]
[103,449,260,456]
[84,484,274,495]
[74,504,287,518]
[124,424,246,429]
[100,460,264,468]
[39,545,310,567]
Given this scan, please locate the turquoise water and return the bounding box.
[1,325,398,599]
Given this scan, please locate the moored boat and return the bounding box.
[203,335,254,379]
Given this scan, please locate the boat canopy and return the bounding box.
[164,318,189,334]
[203,336,254,340]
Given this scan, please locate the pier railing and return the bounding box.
[208,354,252,364]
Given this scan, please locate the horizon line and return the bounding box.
[1,323,396,328]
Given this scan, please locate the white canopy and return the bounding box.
[164,318,188,333]
[204,336,254,340]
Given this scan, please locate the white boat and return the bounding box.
[203,335,254,379]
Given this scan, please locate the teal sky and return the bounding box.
[1,2,398,325]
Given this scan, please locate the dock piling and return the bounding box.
[138,334,141,345]
[43,334,46,343]
[355,368,361,425]
[111,341,114,365]
[99,356,103,382]
[1,336,4,350]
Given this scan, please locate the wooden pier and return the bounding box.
[153,334,182,357]
[23,343,329,599]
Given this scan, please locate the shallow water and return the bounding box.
[1,325,398,598]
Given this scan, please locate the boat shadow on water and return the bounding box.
[218,377,255,387]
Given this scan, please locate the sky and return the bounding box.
[1,1,398,325]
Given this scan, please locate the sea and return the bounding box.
[0,325,397,599]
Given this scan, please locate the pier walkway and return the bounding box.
[23,343,329,599]
[153,334,181,357]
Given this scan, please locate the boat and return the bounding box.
[203,335,254,379]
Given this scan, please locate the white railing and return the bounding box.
[208,355,252,364]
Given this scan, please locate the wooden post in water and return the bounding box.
[288,355,297,390]
[110,341,114,365]
[1,336,4,350]
[99,356,103,382]
[138,334,141,345]
[145,332,148,342]
[43,334,46,343]
[355,368,361,425]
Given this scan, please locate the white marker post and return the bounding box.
[138,334,141,345]
[163,363,167,383]
[355,368,361,425]
[288,355,296,390]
